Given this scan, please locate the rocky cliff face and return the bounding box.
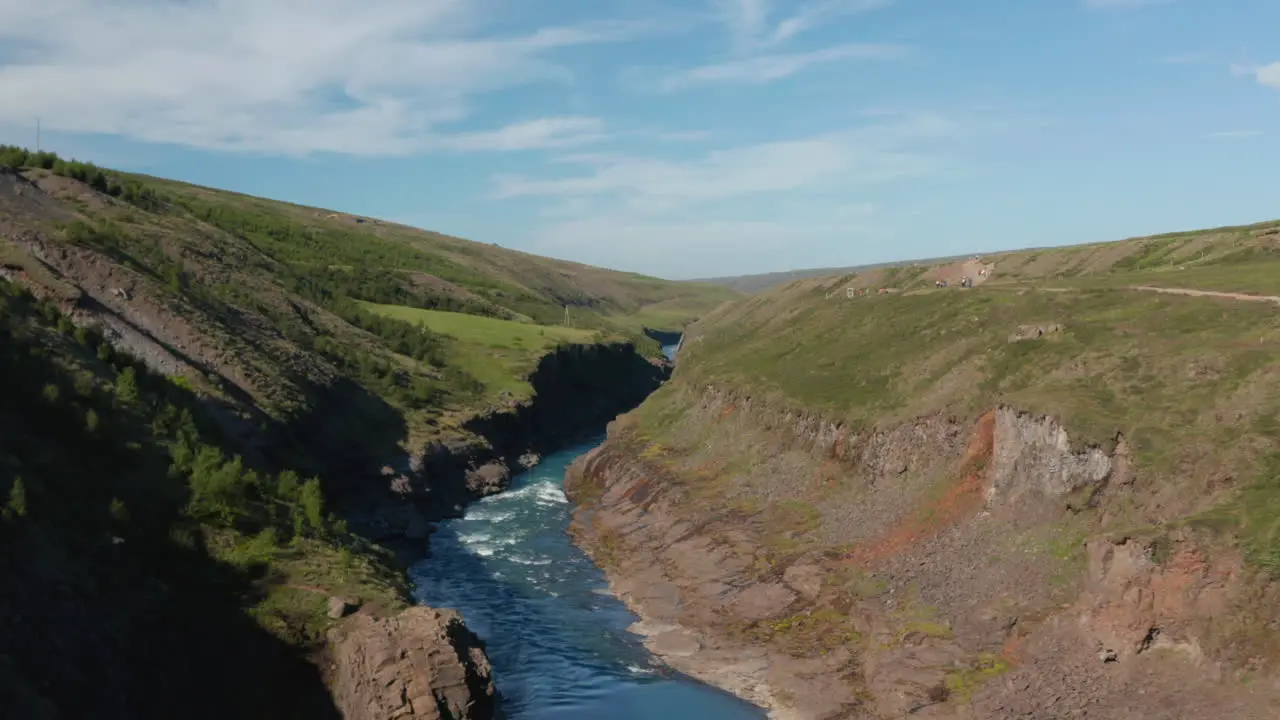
[321,342,668,717]
[339,341,670,551]
[566,385,1280,719]
[327,607,496,720]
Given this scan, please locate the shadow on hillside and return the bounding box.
[264,373,410,525]
[642,326,683,347]
[0,519,342,720]
[0,341,342,719]
[462,342,669,457]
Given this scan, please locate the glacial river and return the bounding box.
[408,348,762,719]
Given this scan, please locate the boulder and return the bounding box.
[464,461,510,496]
[328,607,495,720]
[327,596,359,620]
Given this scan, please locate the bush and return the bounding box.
[4,477,28,519]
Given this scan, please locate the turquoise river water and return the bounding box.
[408,345,764,718]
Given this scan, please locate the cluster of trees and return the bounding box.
[0,280,339,544]
[0,277,394,719]
[60,215,466,410]
[281,264,499,318]
[331,300,447,364]
[0,145,164,211]
[173,196,500,299]
[161,199,503,404]
[5,145,535,406]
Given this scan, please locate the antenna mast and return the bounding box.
[36,117,40,152]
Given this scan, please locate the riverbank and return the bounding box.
[322,338,680,718]
[409,440,765,719]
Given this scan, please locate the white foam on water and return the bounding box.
[466,509,514,523]
[508,555,553,566]
[534,484,568,505]
[500,484,543,501]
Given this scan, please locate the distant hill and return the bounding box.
[693,253,974,293]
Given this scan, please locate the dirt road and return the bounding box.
[1129,285,1280,306]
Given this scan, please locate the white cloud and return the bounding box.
[648,1,897,93]
[767,0,892,47]
[441,117,607,151]
[496,113,952,204]
[661,43,908,90]
[715,0,892,52]
[1256,62,1280,88]
[1230,61,1280,90]
[505,113,953,277]
[0,0,664,155]
[528,214,884,279]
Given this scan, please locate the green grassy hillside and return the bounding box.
[358,302,601,400]
[587,217,1280,716]
[665,217,1280,566]
[701,220,1280,295]
[0,144,733,715]
[0,145,735,442]
[0,279,404,718]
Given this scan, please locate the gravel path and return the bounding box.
[1129,285,1280,305]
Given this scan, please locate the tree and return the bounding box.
[297,478,325,535]
[274,470,300,501]
[6,477,28,519]
[115,367,140,405]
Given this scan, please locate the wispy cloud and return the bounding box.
[1083,0,1176,9]
[529,214,884,279]
[661,43,908,91]
[716,0,892,52]
[496,113,953,203]
[1231,61,1280,89]
[1256,62,1280,88]
[440,117,608,151]
[497,112,954,276]
[1205,130,1262,138]
[642,0,900,92]
[0,0,667,156]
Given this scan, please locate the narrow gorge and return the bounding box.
[5,151,1280,720]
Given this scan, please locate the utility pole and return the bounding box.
[564,305,570,327]
[36,117,40,152]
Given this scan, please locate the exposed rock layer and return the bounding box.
[328,608,496,720]
[566,384,1280,719]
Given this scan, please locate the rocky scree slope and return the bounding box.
[566,231,1280,719]
[0,148,717,717]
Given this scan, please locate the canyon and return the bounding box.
[564,242,1280,718]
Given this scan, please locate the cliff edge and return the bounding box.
[566,242,1280,719]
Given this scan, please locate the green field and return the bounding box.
[359,302,602,400]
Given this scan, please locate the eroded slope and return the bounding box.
[568,240,1280,718]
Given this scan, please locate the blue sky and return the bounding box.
[0,0,1276,279]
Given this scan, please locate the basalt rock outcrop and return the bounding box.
[328,607,496,720]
